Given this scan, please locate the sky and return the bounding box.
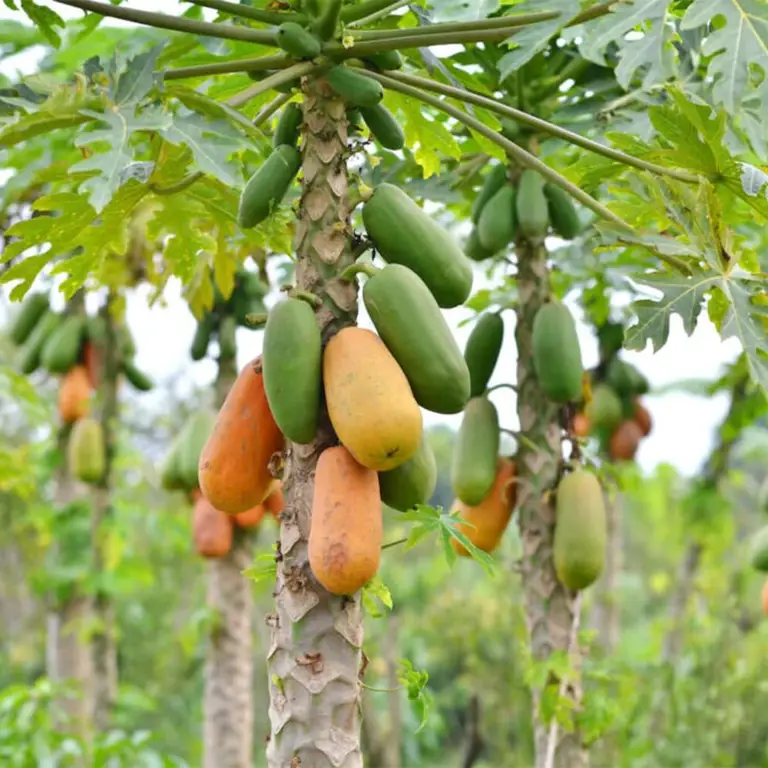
[0,1,743,477]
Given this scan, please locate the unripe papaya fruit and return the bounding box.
[309,446,382,594]
[749,525,768,572]
[471,163,507,224]
[10,293,49,346]
[276,22,322,59]
[633,399,652,436]
[122,359,154,392]
[273,102,303,150]
[451,397,500,506]
[379,434,437,512]
[238,145,301,229]
[464,228,496,262]
[464,312,504,398]
[606,358,649,398]
[326,66,383,107]
[360,104,405,150]
[363,51,403,71]
[199,357,285,514]
[67,417,105,485]
[608,419,642,462]
[193,496,233,558]
[597,322,624,360]
[586,384,622,432]
[263,297,322,444]
[516,170,549,238]
[531,302,584,403]
[160,438,185,492]
[544,183,581,239]
[478,185,516,253]
[191,314,216,361]
[554,469,606,590]
[58,365,91,423]
[218,315,237,359]
[178,410,216,492]
[363,265,470,414]
[323,327,422,471]
[42,315,86,374]
[362,183,473,308]
[19,310,59,375]
[762,579,768,617]
[451,458,516,556]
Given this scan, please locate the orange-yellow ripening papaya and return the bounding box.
[58,365,91,423]
[571,412,591,438]
[233,483,283,528]
[633,399,652,437]
[199,357,285,514]
[451,458,517,556]
[608,419,643,462]
[762,579,768,617]
[264,483,284,519]
[192,496,233,558]
[323,327,422,471]
[309,446,382,595]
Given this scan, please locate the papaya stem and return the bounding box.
[360,682,401,693]
[363,70,634,232]
[340,0,403,23]
[254,93,292,127]
[184,0,302,25]
[487,383,518,395]
[381,536,407,550]
[244,312,268,328]
[291,289,324,308]
[52,0,279,45]
[340,263,379,281]
[227,62,322,107]
[346,0,409,28]
[164,54,291,82]
[149,171,203,196]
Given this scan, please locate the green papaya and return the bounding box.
[311,0,341,39]
[749,526,768,572]
[531,302,583,403]
[346,107,363,133]
[586,384,622,432]
[276,22,322,59]
[10,293,49,346]
[451,397,500,506]
[326,66,383,107]
[68,417,105,485]
[516,169,549,238]
[191,314,216,361]
[177,410,217,492]
[605,359,649,398]
[19,310,59,375]
[544,184,581,239]
[86,315,107,346]
[597,322,624,360]
[478,185,516,253]
[360,104,404,150]
[160,436,185,491]
[363,50,403,71]
[122,359,154,392]
[363,264,470,414]
[464,228,496,262]
[41,315,86,374]
[263,297,322,444]
[362,183,473,308]
[465,313,504,398]
[554,469,606,590]
[238,145,301,229]
[118,324,136,359]
[238,270,267,299]
[471,163,507,224]
[218,315,237,359]
[379,434,437,512]
[273,102,303,150]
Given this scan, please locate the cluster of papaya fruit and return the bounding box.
[465,163,582,261]
[748,526,768,617]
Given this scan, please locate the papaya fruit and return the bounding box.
[273,102,302,150]
[67,417,105,485]
[10,293,49,346]
[191,314,216,361]
[477,185,516,253]
[346,107,363,133]
[516,170,549,239]
[571,411,591,438]
[193,496,233,558]
[276,22,322,59]
[586,384,622,432]
[309,445,382,594]
[19,310,59,375]
[464,228,495,262]
[554,469,606,590]
[86,315,107,347]
[363,265,470,414]
[238,270,267,299]
[531,302,584,403]
[363,50,403,71]
[264,483,284,519]
[122,359,153,392]
[311,0,341,39]
[233,503,266,529]
[464,312,504,398]
[544,183,581,239]
[605,358,648,398]
[451,397,500,506]
[379,434,437,512]
[763,579,768,617]
[597,322,624,360]
[451,458,516,556]
[362,183,473,308]
[199,357,285,514]
[326,66,383,107]
[471,163,507,225]
[263,298,322,444]
[749,526,768,572]
[176,410,217,492]
[160,437,185,492]
[218,315,237,359]
[608,419,642,462]
[41,315,86,374]
[633,399,652,436]
[236,483,284,527]
[360,104,405,150]
[323,327,422,471]
[238,145,301,229]
[58,366,91,423]
[118,324,136,359]
[82,341,101,389]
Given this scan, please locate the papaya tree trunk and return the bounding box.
[203,344,255,768]
[265,76,361,767]
[514,237,588,768]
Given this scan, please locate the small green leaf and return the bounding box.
[115,44,165,106]
[20,0,64,48]
[361,574,393,618]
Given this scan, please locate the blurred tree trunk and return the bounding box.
[592,492,622,654]
[384,617,402,768]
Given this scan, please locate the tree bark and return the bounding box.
[514,237,587,768]
[265,75,361,768]
[384,617,402,768]
[592,492,622,654]
[203,346,255,768]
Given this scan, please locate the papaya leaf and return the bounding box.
[114,44,165,107]
[18,0,65,48]
[0,95,94,149]
[361,575,393,618]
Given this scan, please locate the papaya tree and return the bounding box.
[2,1,768,767]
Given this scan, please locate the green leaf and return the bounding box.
[114,44,165,106]
[242,551,278,583]
[19,0,64,48]
[361,574,393,618]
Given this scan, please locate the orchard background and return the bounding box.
[1,1,768,767]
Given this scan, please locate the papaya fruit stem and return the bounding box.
[228,62,323,108]
[165,54,292,82]
[149,171,203,196]
[185,0,302,25]
[339,263,379,281]
[360,682,401,693]
[487,383,518,395]
[346,0,409,28]
[254,93,292,128]
[381,536,407,550]
[291,289,324,308]
[244,312,269,328]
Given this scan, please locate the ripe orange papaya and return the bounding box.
[193,496,233,558]
[58,366,91,423]
[199,357,285,514]
[763,579,768,617]
[264,483,284,519]
[309,446,382,595]
[82,341,101,390]
[571,412,591,438]
[451,458,516,556]
[608,419,642,462]
[233,483,283,528]
[633,399,652,436]
[323,327,422,471]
